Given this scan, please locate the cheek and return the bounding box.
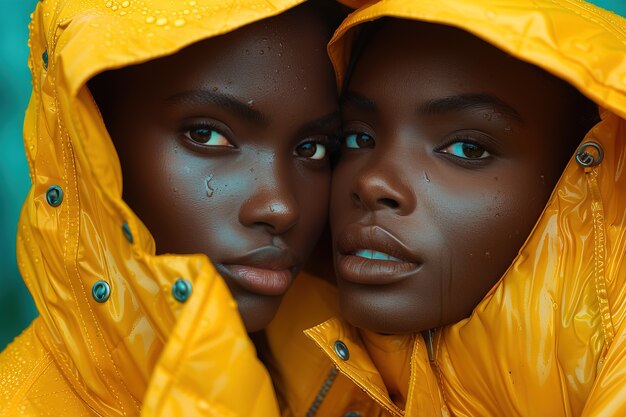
[429,183,516,277]
[432,174,550,312]
[430,167,548,251]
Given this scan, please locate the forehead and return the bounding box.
[351,20,559,99]
[118,9,334,101]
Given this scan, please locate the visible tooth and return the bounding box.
[372,251,387,260]
[354,249,403,261]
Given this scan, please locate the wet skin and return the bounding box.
[94,6,339,332]
[333,21,589,334]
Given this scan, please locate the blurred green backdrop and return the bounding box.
[1,0,625,351]
[591,0,626,16]
[1,0,39,350]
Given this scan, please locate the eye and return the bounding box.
[295,141,327,160]
[183,126,233,147]
[439,141,490,159]
[344,132,375,149]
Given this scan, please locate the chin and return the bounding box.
[237,293,282,333]
[339,287,442,334]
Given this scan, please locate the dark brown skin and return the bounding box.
[93,5,339,332]
[332,20,592,334]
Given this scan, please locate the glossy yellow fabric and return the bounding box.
[0,1,310,416]
[294,1,626,416]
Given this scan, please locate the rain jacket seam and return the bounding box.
[585,167,615,348]
[561,0,626,40]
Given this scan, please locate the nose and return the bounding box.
[351,162,415,215]
[238,163,299,235]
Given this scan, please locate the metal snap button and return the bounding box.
[172,278,193,303]
[334,340,349,361]
[122,222,133,243]
[92,280,111,303]
[575,141,604,167]
[46,185,63,207]
[42,49,48,69]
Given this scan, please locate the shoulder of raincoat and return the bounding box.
[0,1,327,416]
[290,1,626,416]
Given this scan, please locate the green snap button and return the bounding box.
[92,280,111,303]
[46,185,63,207]
[172,278,192,303]
[42,49,48,69]
[334,340,349,361]
[122,222,133,243]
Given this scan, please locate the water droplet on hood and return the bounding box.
[574,41,591,52]
[197,400,210,411]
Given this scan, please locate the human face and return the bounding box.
[100,8,339,332]
[332,21,581,334]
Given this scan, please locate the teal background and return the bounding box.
[1,0,39,350]
[0,0,625,351]
[588,0,626,15]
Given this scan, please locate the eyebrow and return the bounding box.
[418,93,524,124]
[165,90,267,125]
[342,90,524,125]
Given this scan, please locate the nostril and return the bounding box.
[378,198,399,209]
[351,192,361,206]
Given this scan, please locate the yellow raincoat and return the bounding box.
[269,0,626,416]
[0,0,346,416]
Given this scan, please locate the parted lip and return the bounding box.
[336,224,420,263]
[335,224,421,285]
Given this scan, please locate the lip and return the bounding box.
[335,224,421,285]
[216,246,299,296]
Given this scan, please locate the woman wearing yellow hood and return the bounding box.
[0,0,346,416]
[282,0,626,416]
